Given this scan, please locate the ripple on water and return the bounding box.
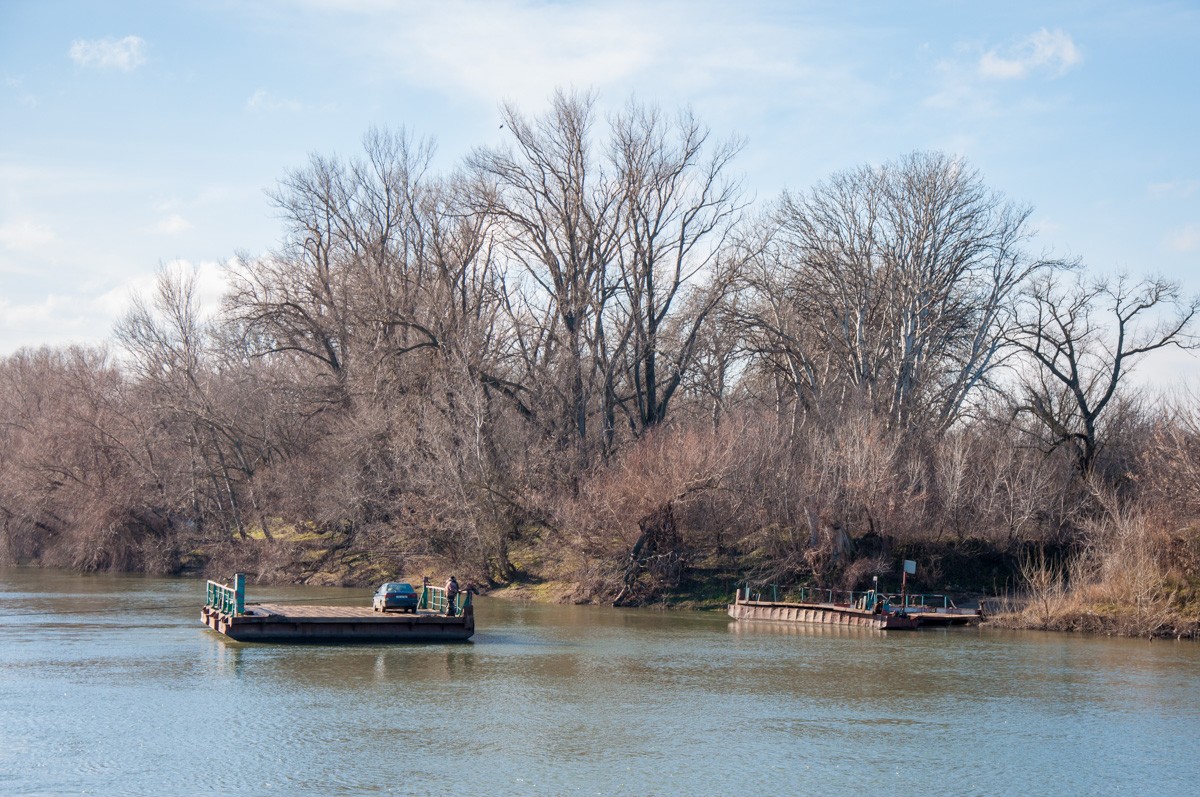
[2,569,1200,796]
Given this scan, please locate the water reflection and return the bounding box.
[205,636,246,679]
[2,567,1199,797]
[728,618,889,638]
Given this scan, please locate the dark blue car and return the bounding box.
[372,582,418,613]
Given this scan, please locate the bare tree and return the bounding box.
[225,128,446,407]
[118,266,282,541]
[470,90,622,466]
[1012,271,1198,476]
[608,102,746,434]
[747,152,1042,433]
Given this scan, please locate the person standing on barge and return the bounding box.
[445,576,459,616]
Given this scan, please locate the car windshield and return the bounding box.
[380,583,413,594]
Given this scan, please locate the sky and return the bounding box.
[2,0,1198,384]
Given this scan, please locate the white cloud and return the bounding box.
[1167,223,1200,253]
[87,282,148,324]
[1126,343,1200,392]
[287,1,865,116]
[1148,180,1200,199]
[245,89,304,112]
[1031,217,1063,236]
[978,29,1081,80]
[0,292,107,353]
[188,260,230,318]
[154,213,191,234]
[68,36,147,71]
[4,74,37,107]
[924,30,1080,115]
[0,218,55,252]
[923,62,996,115]
[95,259,228,322]
[386,4,657,105]
[0,259,232,354]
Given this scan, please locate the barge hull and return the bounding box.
[728,598,918,630]
[202,603,474,643]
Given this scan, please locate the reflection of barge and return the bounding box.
[727,587,981,630]
[202,574,474,643]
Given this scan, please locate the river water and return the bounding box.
[2,568,1198,796]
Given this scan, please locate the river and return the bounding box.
[1,568,1198,795]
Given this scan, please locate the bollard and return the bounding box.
[234,573,246,615]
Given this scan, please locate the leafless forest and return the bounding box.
[2,92,1198,634]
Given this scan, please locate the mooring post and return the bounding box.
[234,573,245,615]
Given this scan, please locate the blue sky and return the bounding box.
[2,0,1198,382]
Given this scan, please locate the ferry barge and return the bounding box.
[728,586,981,630]
[729,587,918,630]
[201,574,474,643]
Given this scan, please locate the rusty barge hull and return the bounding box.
[201,603,474,643]
[728,598,919,630]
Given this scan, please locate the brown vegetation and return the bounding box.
[2,91,1198,637]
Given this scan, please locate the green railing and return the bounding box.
[738,584,953,612]
[418,583,471,615]
[205,574,245,616]
[895,593,951,610]
[739,585,893,612]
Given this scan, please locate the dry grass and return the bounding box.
[990,502,1200,638]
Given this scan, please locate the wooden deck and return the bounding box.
[904,608,982,627]
[252,603,412,619]
[202,602,474,643]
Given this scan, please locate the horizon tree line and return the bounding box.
[1,90,1197,606]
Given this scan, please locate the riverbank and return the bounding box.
[987,610,1198,639]
[8,525,1198,639]
[985,591,1200,640]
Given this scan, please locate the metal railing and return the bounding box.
[741,585,879,606]
[895,593,952,610]
[738,584,953,612]
[418,583,471,616]
[205,574,245,616]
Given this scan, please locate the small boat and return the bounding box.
[201,574,474,643]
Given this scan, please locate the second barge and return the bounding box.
[729,588,918,630]
[728,586,982,630]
